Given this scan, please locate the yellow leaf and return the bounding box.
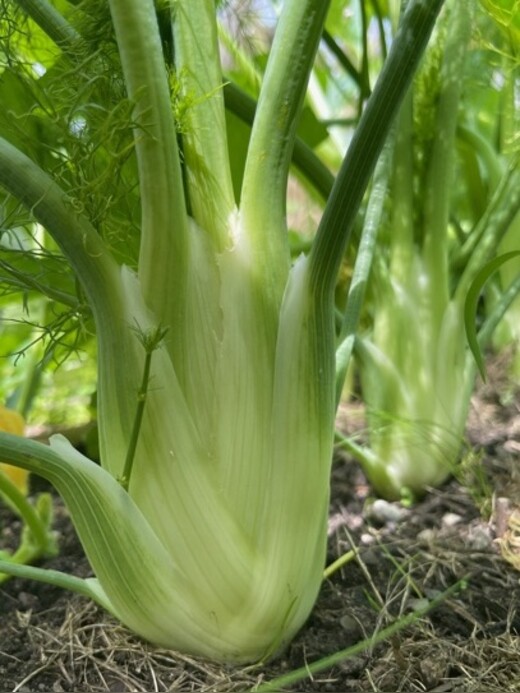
[0,405,29,495]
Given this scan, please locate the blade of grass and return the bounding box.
[253,578,467,692]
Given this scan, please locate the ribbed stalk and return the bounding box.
[240,0,331,310]
[107,0,189,324]
[224,83,335,201]
[171,0,235,248]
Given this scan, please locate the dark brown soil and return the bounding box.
[1,367,520,692]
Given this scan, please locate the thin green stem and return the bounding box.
[308,0,446,303]
[218,25,262,96]
[0,473,50,552]
[322,30,364,90]
[335,428,378,479]
[479,272,520,350]
[0,137,120,321]
[15,0,80,49]
[357,0,371,116]
[16,360,44,421]
[118,323,167,490]
[371,0,388,61]
[389,91,414,281]
[452,162,520,272]
[0,259,77,307]
[0,560,112,611]
[323,548,357,580]
[464,255,520,382]
[120,352,152,492]
[457,124,504,190]
[498,54,517,155]
[108,0,189,323]
[254,578,468,692]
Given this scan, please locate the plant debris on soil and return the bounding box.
[1,363,520,692]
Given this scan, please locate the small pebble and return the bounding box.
[467,524,493,551]
[360,547,380,565]
[419,658,445,688]
[442,512,462,527]
[417,528,436,544]
[339,614,363,641]
[365,499,407,524]
[18,591,39,610]
[406,597,430,612]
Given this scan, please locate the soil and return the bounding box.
[1,360,520,692]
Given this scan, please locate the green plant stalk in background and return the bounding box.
[0,0,444,663]
[339,0,520,500]
[0,471,56,584]
[484,3,520,377]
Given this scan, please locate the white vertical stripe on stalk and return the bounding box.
[212,229,276,538]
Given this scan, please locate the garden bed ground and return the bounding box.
[1,360,520,692]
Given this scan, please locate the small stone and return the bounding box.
[18,591,39,610]
[419,657,445,688]
[406,597,430,612]
[339,614,363,641]
[361,548,380,565]
[467,524,493,551]
[365,499,407,524]
[417,528,436,544]
[442,512,463,527]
